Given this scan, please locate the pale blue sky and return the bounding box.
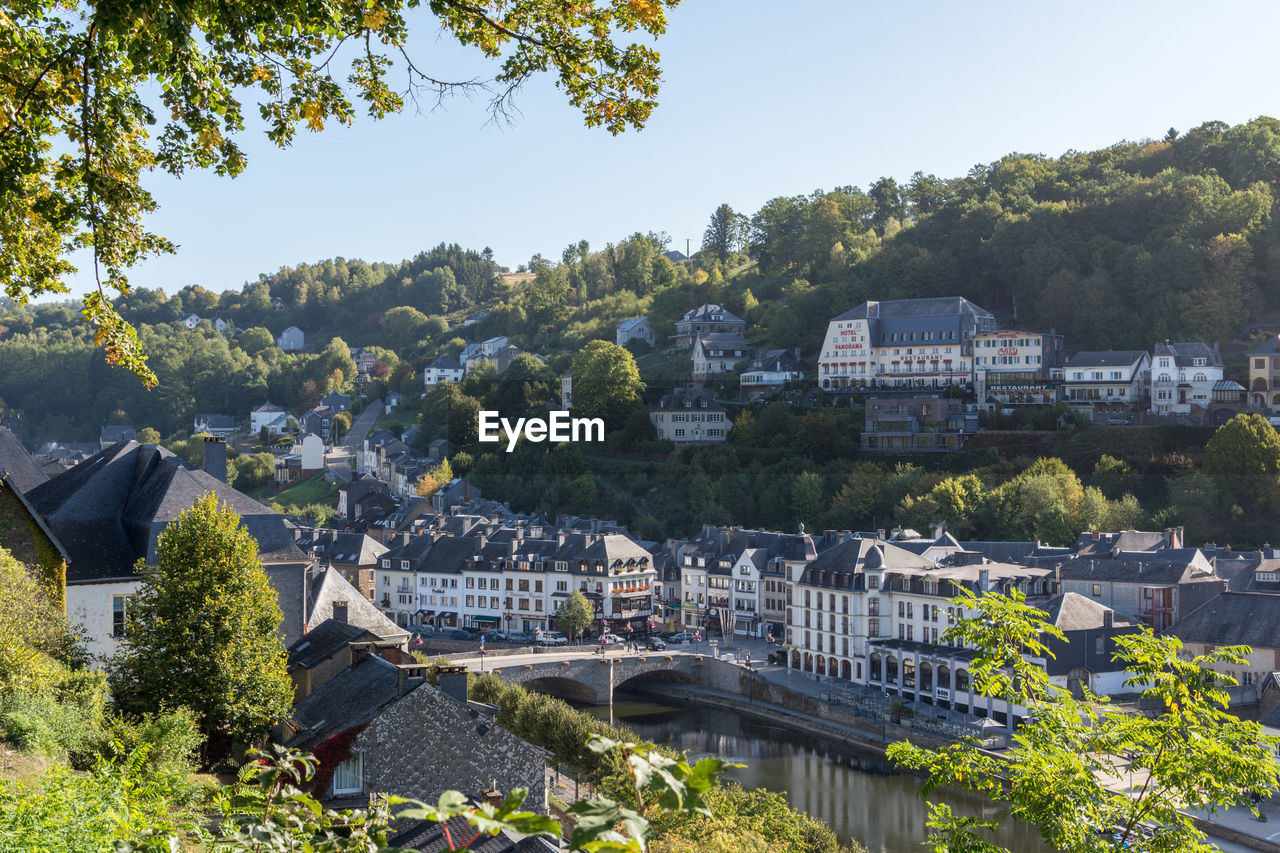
[63,0,1280,297]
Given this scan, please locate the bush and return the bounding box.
[0,687,105,765]
[105,707,202,777]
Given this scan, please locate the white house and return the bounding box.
[818,297,996,392]
[251,402,291,436]
[649,387,730,444]
[1062,351,1151,411]
[692,333,749,379]
[278,326,305,351]
[616,317,654,348]
[178,313,200,330]
[739,349,806,394]
[423,355,464,388]
[1149,342,1223,415]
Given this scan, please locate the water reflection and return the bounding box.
[588,690,1050,853]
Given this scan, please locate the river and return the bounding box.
[584,688,1051,852]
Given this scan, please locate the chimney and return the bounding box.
[978,569,990,592]
[333,601,348,624]
[794,346,801,360]
[437,665,469,704]
[397,663,427,697]
[1103,609,1114,630]
[350,641,373,665]
[202,436,227,483]
[557,531,567,547]
[480,782,503,808]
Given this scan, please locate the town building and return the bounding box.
[616,317,654,348]
[692,333,749,379]
[277,325,305,351]
[818,297,996,392]
[674,304,746,347]
[739,349,807,396]
[251,402,291,436]
[860,394,978,452]
[282,655,547,811]
[178,313,200,330]
[7,439,314,660]
[1248,335,1280,412]
[1061,350,1151,413]
[99,425,136,449]
[1149,342,1223,416]
[349,347,378,386]
[321,391,351,413]
[649,387,730,444]
[193,414,237,437]
[423,355,464,388]
[972,329,1064,407]
[559,372,573,410]
[1165,592,1280,705]
[460,337,509,369]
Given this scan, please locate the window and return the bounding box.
[466,577,474,589]
[112,595,132,638]
[868,617,879,637]
[400,560,409,570]
[1092,583,1102,597]
[1095,636,1105,655]
[332,752,362,795]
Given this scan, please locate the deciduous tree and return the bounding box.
[2,0,683,384]
[571,340,644,428]
[557,589,595,642]
[888,589,1280,853]
[109,493,292,758]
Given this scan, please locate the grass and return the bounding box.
[635,346,692,385]
[268,473,339,512]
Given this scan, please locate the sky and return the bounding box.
[56,0,1280,299]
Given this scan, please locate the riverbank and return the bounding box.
[627,670,1278,853]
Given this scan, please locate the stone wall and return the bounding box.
[355,681,547,813]
[0,482,66,607]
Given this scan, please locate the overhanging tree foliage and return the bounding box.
[2,0,682,385]
[887,589,1280,853]
[109,493,292,756]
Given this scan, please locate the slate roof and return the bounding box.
[617,317,648,332]
[305,567,408,639]
[100,425,136,444]
[427,355,463,371]
[289,654,402,750]
[288,618,375,670]
[1165,592,1280,649]
[195,414,236,430]
[1250,335,1280,357]
[801,536,935,586]
[0,427,49,494]
[1152,342,1223,368]
[746,349,807,372]
[1039,593,1136,631]
[24,441,306,583]
[678,304,743,324]
[831,296,994,323]
[651,386,725,412]
[1063,350,1149,369]
[1053,557,1206,585]
[389,816,560,852]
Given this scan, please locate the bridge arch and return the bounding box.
[521,676,602,705]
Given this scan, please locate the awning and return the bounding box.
[471,615,499,624]
[416,609,435,617]
[667,602,682,610]
[439,611,457,620]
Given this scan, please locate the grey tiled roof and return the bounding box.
[24,441,306,583]
[831,296,993,322]
[288,619,374,669]
[1165,593,1280,649]
[0,427,48,494]
[390,815,560,852]
[1039,593,1135,631]
[289,654,401,749]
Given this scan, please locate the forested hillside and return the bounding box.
[3,118,1279,446]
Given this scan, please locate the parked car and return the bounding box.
[535,631,569,646]
[667,632,693,644]
[602,633,625,645]
[449,629,475,641]
[481,630,508,642]
[645,637,667,651]
[1105,417,1130,425]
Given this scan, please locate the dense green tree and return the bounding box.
[701,204,749,262]
[239,327,276,356]
[570,340,644,428]
[109,494,292,757]
[556,589,595,642]
[889,589,1280,853]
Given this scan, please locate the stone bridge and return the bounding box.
[485,652,708,704]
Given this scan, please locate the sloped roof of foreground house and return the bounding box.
[24,440,306,583]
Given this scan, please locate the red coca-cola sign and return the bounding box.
[997,347,1019,356]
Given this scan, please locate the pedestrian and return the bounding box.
[745,651,751,669]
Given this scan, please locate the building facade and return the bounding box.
[692,333,749,379]
[1248,335,1280,412]
[1062,351,1151,412]
[1149,342,1223,415]
[818,297,996,392]
[972,330,1064,407]
[649,387,730,444]
[861,395,978,452]
[616,317,654,348]
[674,304,746,347]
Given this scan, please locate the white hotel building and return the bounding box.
[818,297,996,391]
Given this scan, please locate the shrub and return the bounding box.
[105,707,202,777]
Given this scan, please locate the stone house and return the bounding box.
[282,654,548,811]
